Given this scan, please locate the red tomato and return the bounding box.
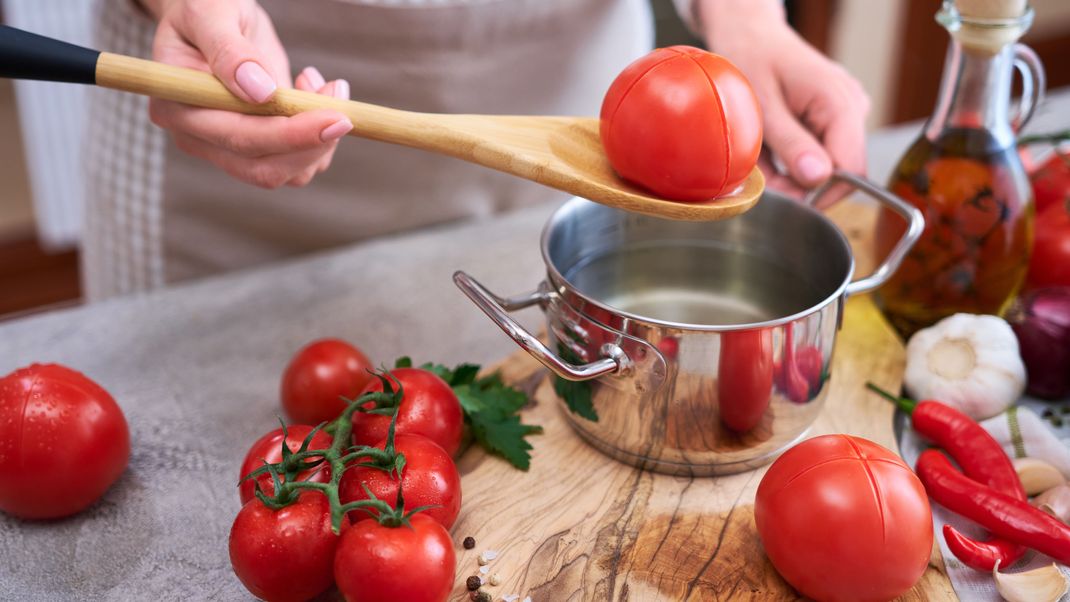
[238,425,333,505]
[1026,200,1070,289]
[0,364,129,519]
[755,434,933,602]
[600,45,762,202]
[229,491,346,602]
[351,368,464,456]
[717,329,773,432]
[280,339,374,425]
[339,434,462,529]
[334,513,455,602]
[1031,150,1070,214]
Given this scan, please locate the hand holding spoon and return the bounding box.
[0,25,763,221]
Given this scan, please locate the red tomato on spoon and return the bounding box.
[0,364,130,519]
[600,46,762,202]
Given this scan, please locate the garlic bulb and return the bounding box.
[904,314,1026,420]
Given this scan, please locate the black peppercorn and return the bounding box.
[473,591,492,602]
[463,536,476,549]
[466,576,481,591]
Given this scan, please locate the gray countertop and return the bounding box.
[1,89,1067,600]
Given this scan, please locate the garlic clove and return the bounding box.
[993,562,1069,602]
[1013,457,1067,496]
[1034,484,1070,524]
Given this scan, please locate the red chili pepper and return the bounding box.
[942,525,1026,571]
[916,449,1070,566]
[867,383,1026,570]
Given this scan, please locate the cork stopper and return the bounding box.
[954,0,1026,20]
[944,0,1032,52]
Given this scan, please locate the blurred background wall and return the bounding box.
[1,0,1069,319]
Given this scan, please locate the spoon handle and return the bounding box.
[0,25,440,149]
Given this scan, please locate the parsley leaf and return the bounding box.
[395,358,542,470]
[553,343,598,421]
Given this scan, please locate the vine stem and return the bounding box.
[244,372,407,533]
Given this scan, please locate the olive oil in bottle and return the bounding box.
[875,0,1043,338]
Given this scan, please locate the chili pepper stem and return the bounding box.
[865,382,918,415]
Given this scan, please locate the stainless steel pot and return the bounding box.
[455,172,923,476]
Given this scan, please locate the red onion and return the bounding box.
[1009,288,1070,399]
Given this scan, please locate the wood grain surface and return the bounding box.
[449,202,958,601]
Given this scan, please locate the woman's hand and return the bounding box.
[699,0,871,196]
[140,0,352,188]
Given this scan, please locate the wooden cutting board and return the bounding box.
[449,203,958,601]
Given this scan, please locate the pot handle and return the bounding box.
[453,271,621,381]
[804,170,924,297]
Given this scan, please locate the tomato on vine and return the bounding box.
[334,508,455,602]
[229,491,347,602]
[281,338,375,425]
[339,433,462,529]
[351,367,464,456]
[238,424,333,505]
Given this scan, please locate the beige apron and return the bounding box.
[158,0,654,282]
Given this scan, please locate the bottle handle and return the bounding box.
[1010,43,1045,133]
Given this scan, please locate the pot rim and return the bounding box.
[539,196,856,332]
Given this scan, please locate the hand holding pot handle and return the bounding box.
[452,272,621,381]
[804,170,924,296]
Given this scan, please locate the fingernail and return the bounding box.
[333,79,350,100]
[301,66,325,90]
[320,118,353,142]
[235,61,277,103]
[795,153,829,184]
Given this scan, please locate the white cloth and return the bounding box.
[899,398,1070,601]
[3,0,94,250]
[83,0,655,299]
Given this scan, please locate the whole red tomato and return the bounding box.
[229,491,346,602]
[238,425,333,505]
[1031,150,1070,214]
[339,434,462,529]
[0,364,130,519]
[351,368,463,456]
[281,339,374,425]
[600,45,762,202]
[334,513,455,602]
[1027,200,1070,289]
[755,434,932,602]
[717,329,773,432]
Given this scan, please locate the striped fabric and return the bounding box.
[82,0,166,300]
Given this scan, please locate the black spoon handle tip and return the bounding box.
[0,25,101,85]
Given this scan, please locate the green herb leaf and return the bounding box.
[553,376,597,421]
[394,356,413,369]
[552,343,598,421]
[400,358,542,470]
[468,411,543,471]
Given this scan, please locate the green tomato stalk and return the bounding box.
[240,370,425,533]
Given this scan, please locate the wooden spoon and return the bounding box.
[0,26,763,221]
